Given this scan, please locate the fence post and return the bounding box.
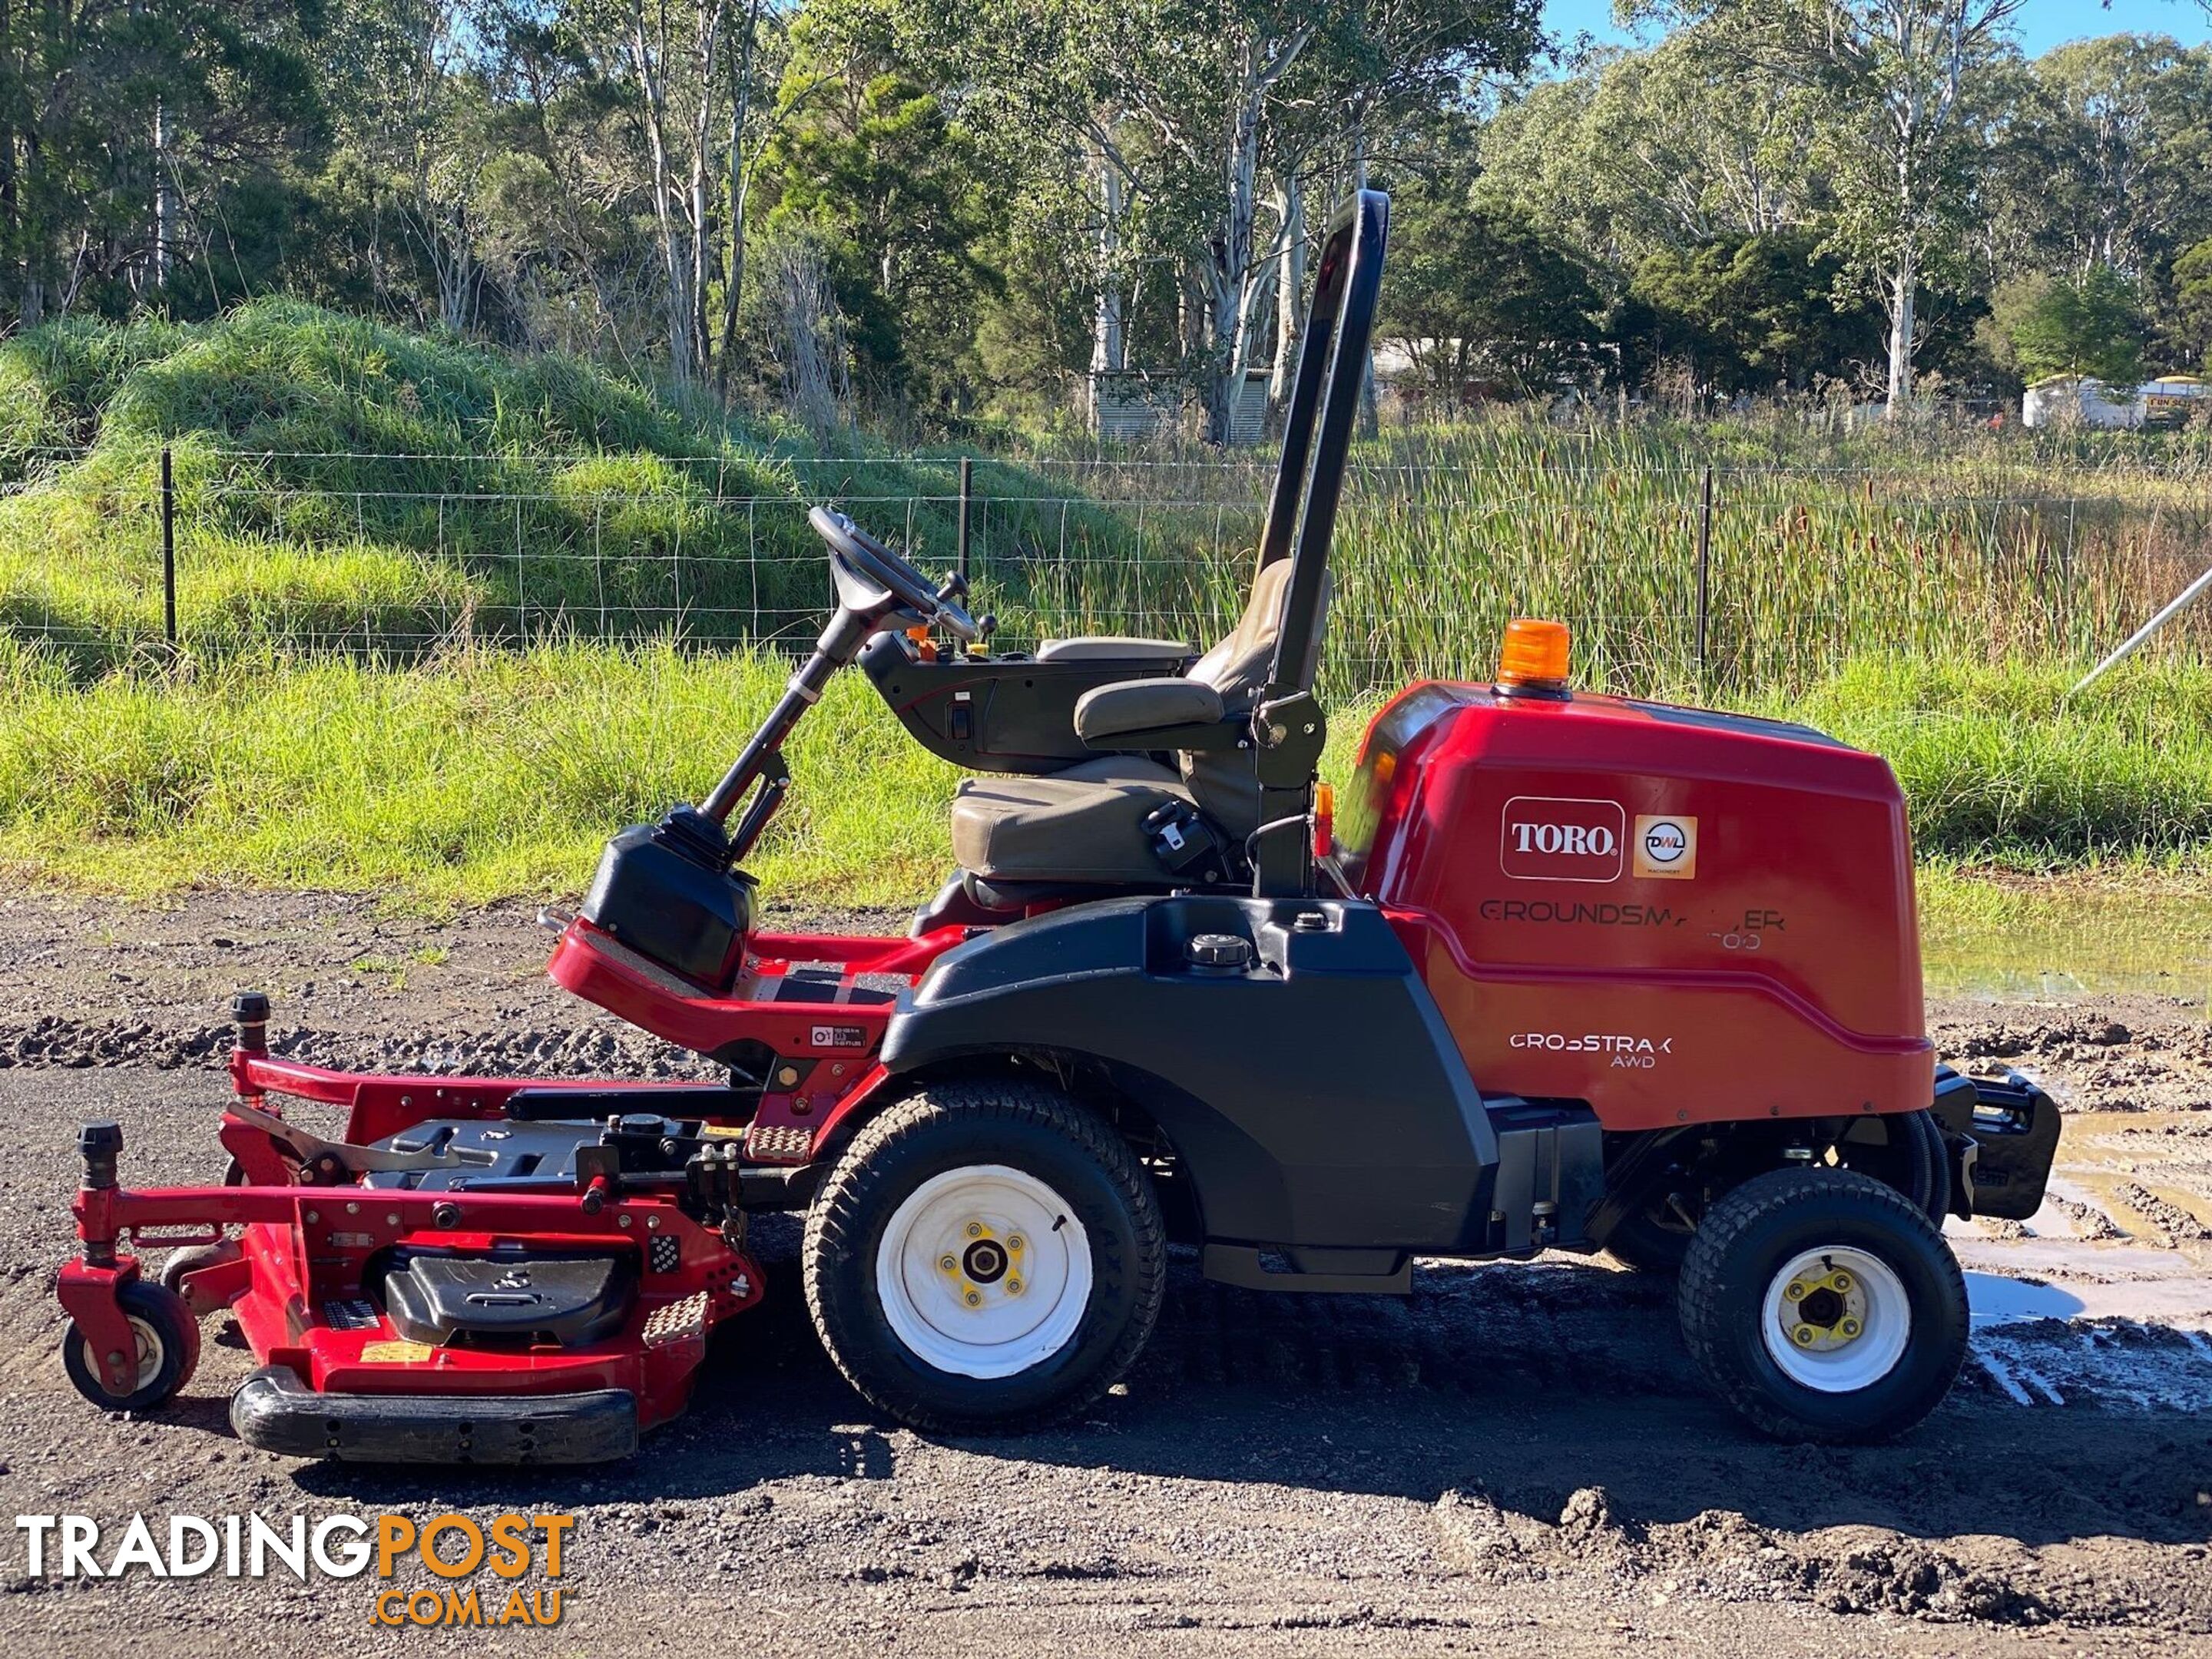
[957,456,973,583]
[1694,464,1713,690]
[161,445,178,649]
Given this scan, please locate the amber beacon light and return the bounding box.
[1495,618,1573,695]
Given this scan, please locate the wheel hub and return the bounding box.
[876,1166,1090,1379]
[962,1235,1012,1285]
[82,1313,162,1396]
[1781,1266,1866,1352]
[1760,1244,1909,1393]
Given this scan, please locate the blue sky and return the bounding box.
[1543,0,2212,58]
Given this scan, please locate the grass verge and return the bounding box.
[1,641,2205,908]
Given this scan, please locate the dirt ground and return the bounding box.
[2,888,2209,1657]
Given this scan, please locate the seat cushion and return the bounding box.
[1035,636,1193,664]
[950,757,1190,885]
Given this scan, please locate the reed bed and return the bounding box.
[4,306,2210,704]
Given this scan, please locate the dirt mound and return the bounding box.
[1435,1483,2209,1630]
[1929,998,2212,1114]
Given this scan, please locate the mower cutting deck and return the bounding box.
[55,190,2059,1461]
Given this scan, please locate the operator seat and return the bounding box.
[948,557,1329,891]
[937,187,1384,912]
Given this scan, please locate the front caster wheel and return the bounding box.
[61,1280,201,1412]
[803,1080,1165,1433]
[159,1238,243,1306]
[1678,1167,1965,1444]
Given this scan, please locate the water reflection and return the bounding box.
[1922,886,2212,1008]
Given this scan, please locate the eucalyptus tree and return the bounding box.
[1477,29,1829,270]
[853,0,1539,442]
[1660,0,2025,414]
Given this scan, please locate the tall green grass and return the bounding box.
[5,307,2211,700]
[0,640,2202,903]
[0,638,960,903]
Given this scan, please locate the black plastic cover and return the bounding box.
[380,1250,634,1347]
[1485,1098,1604,1253]
[882,895,1500,1252]
[581,818,756,992]
[1930,1065,2061,1220]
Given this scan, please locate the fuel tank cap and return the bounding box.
[1185,933,1255,973]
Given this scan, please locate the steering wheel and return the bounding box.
[808,505,982,642]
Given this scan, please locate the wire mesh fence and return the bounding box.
[4,443,2210,697]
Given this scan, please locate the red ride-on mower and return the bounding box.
[57,192,2059,1459]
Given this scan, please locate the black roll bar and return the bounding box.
[1259,188,1389,698]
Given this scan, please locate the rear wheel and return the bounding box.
[1603,1109,1952,1275]
[803,1079,1164,1432]
[1678,1167,1965,1443]
[61,1280,200,1413]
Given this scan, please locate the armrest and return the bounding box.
[1035,635,1194,664]
[1075,677,1224,744]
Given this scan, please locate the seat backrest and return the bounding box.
[1180,559,1332,833]
[1189,559,1331,709]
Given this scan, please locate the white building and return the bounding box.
[2022,374,2210,430]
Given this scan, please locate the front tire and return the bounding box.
[1677,1167,1965,1444]
[61,1280,200,1413]
[803,1079,1164,1432]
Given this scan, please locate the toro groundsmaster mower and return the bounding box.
[56,191,2058,1460]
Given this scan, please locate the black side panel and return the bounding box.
[880,896,1498,1251]
[1485,1098,1604,1254]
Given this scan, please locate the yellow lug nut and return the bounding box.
[1784,1281,1806,1300]
[1006,1277,1022,1294]
[1793,1326,1815,1346]
[1832,1273,1853,1292]
[939,1255,958,1273]
[1008,1235,1024,1251]
[962,1290,982,1307]
[1839,1319,1861,1337]
[965,1222,983,1238]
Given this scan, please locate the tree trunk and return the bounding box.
[1088,147,1126,431]
[1201,64,1267,446]
[18,126,43,329]
[151,98,173,293]
[1885,250,1916,415]
[1268,174,1304,419]
[687,6,729,378]
[1345,128,1379,439]
[716,0,763,397]
[630,5,695,384]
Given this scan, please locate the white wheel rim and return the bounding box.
[875,1164,1092,1380]
[1760,1245,1910,1393]
[81,1314,163,1396]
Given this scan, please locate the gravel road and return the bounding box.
[2,889,2208,1656]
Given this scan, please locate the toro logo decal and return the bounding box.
[1500,796,1624,883]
